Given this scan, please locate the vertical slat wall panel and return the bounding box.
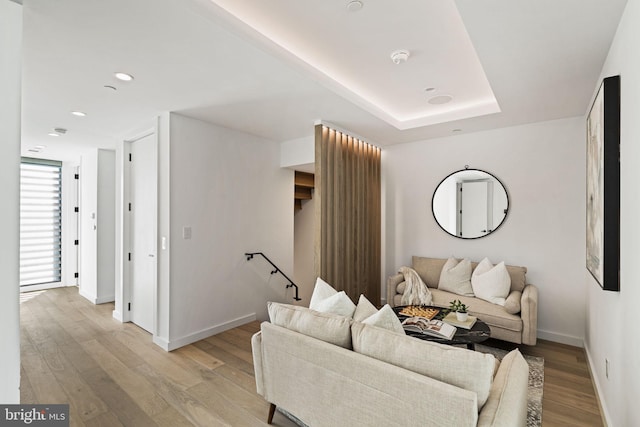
[314,125,381,304]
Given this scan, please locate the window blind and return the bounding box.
[20,158,62,287]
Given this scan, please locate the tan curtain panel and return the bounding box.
[314,124,381,304]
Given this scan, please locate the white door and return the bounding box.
[129,133,157,332]
[459,181,492,237]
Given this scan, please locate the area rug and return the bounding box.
[278,345,543,427]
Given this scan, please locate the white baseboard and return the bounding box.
[79,290,115,305]
[95,295,115,304]
[537,329,584,347]
[584,344,612,427]
[153,335,170,351]
[155,313,257,352]
[112,310,123,322]
[78,289,97,304]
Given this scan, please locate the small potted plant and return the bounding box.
[449,299,470,322]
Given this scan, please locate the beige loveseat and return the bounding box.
[387,256,538,345]
[252,303,529,427]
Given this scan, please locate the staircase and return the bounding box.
[294,171,314,212]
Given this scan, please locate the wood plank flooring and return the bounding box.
[20,287,604,426]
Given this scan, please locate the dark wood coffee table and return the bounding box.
[393,305,491,350]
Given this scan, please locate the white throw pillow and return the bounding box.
[361,304,405,335]
[309,277,356,318]
[309,277,337,308]
[471,258,511,306]
[353,294,378,321]
[313,291,357,317]
[438,257,474,296]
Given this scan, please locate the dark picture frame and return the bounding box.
[586,75,620,291]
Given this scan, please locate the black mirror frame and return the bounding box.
[431,168,509,239]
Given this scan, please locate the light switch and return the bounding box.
[183,226,192,240]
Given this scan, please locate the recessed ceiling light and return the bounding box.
[346,1,363,12]
[48,133,59,137]
[104,85,117,91]
[71,111,86,117]
[428,94,453,105]
[452,129,462,133]
[424,87,436,92]
[34,145,47,149]
[114,72,134,81]
[54,128,68,134]
[390,50,410,65]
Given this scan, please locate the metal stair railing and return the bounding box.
[245,252,301,301]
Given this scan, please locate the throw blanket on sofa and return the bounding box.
[399,266,433,306]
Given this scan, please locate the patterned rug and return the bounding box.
[278,345,544,427]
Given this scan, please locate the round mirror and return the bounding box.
[432,168,509,239]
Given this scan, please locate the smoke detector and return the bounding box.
[390,49,410,65]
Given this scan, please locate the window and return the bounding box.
[20,158,62,287]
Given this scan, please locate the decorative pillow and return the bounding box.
[353,294,378,321]
[351,322,496,410]
[314,291,357,317]
[268,302,352,348]
[362,304,405,335]
[309,277,337,308]
[308,277,356,318]
[471,258,511,306]
[438,257,474,296]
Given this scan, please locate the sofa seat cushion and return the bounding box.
[351,322,497,410]
[429,289,523,332]
[267,302,352,348]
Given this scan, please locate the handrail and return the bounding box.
[245,252,301,301]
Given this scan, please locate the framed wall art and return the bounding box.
[586,75,620,291]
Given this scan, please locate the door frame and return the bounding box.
[456,178,493,237]
[116,124,158,335]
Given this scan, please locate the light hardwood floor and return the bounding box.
[20,287,603,426]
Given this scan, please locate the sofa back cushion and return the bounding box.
[412,256,527,293]
[267,302,352,349]
[351,322,496,410]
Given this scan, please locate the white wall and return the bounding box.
[280,136,314,170]
[97,150,116,301]
[162,113,294,349]
[294,197,316,305]
[383,117,585,345]
[79,150,98,301]
[79,149,116,304]
[0,0,22,403]
[585,0,640,425]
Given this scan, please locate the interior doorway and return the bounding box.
[126,132,158,333]
[456,179,494,237]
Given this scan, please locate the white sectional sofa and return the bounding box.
[252,302,529,427]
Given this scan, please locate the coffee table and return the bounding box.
[393,305,491,350]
